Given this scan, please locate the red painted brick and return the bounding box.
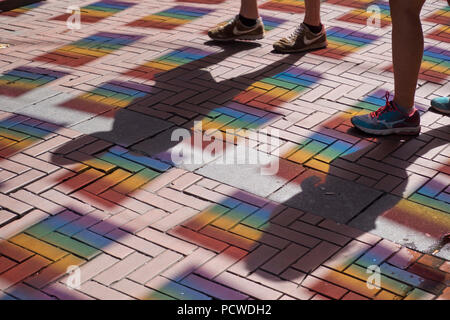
[0,254,51,290]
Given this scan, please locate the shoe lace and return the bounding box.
[287,23,305,41]
[370,92,397,119]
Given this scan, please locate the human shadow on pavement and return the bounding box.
[48,39,450,298]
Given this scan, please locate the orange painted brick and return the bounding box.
[312,266,380,298]
[417,254,445,269]
[55,168,104,194]
[10,233,68,261]
[230,224,289,250]
[374,290,402,300]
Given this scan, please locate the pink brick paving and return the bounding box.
[0,0,448,300]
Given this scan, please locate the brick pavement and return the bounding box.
[0,0,448,300]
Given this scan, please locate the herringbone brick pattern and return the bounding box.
[0,0,448,300]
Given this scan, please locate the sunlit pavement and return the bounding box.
[0,0,448,300]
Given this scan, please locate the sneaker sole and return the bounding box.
[351,119,421,136]
[209,34,265,41]
[273,41,327,53]
[431,105,450,115]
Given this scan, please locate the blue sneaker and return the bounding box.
[431,97,450,115]
[351,93,420,135]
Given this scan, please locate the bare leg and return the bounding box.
[240,0,259,19]
[303,0,321,26]
[389,0,425,112]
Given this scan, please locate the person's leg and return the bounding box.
[303,0,321,29]
[240,0,259,20]
[390,0,425,113]
[351,0,425,135]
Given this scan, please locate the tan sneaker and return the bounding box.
[273,23,327,53]
[208,15,265,41]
